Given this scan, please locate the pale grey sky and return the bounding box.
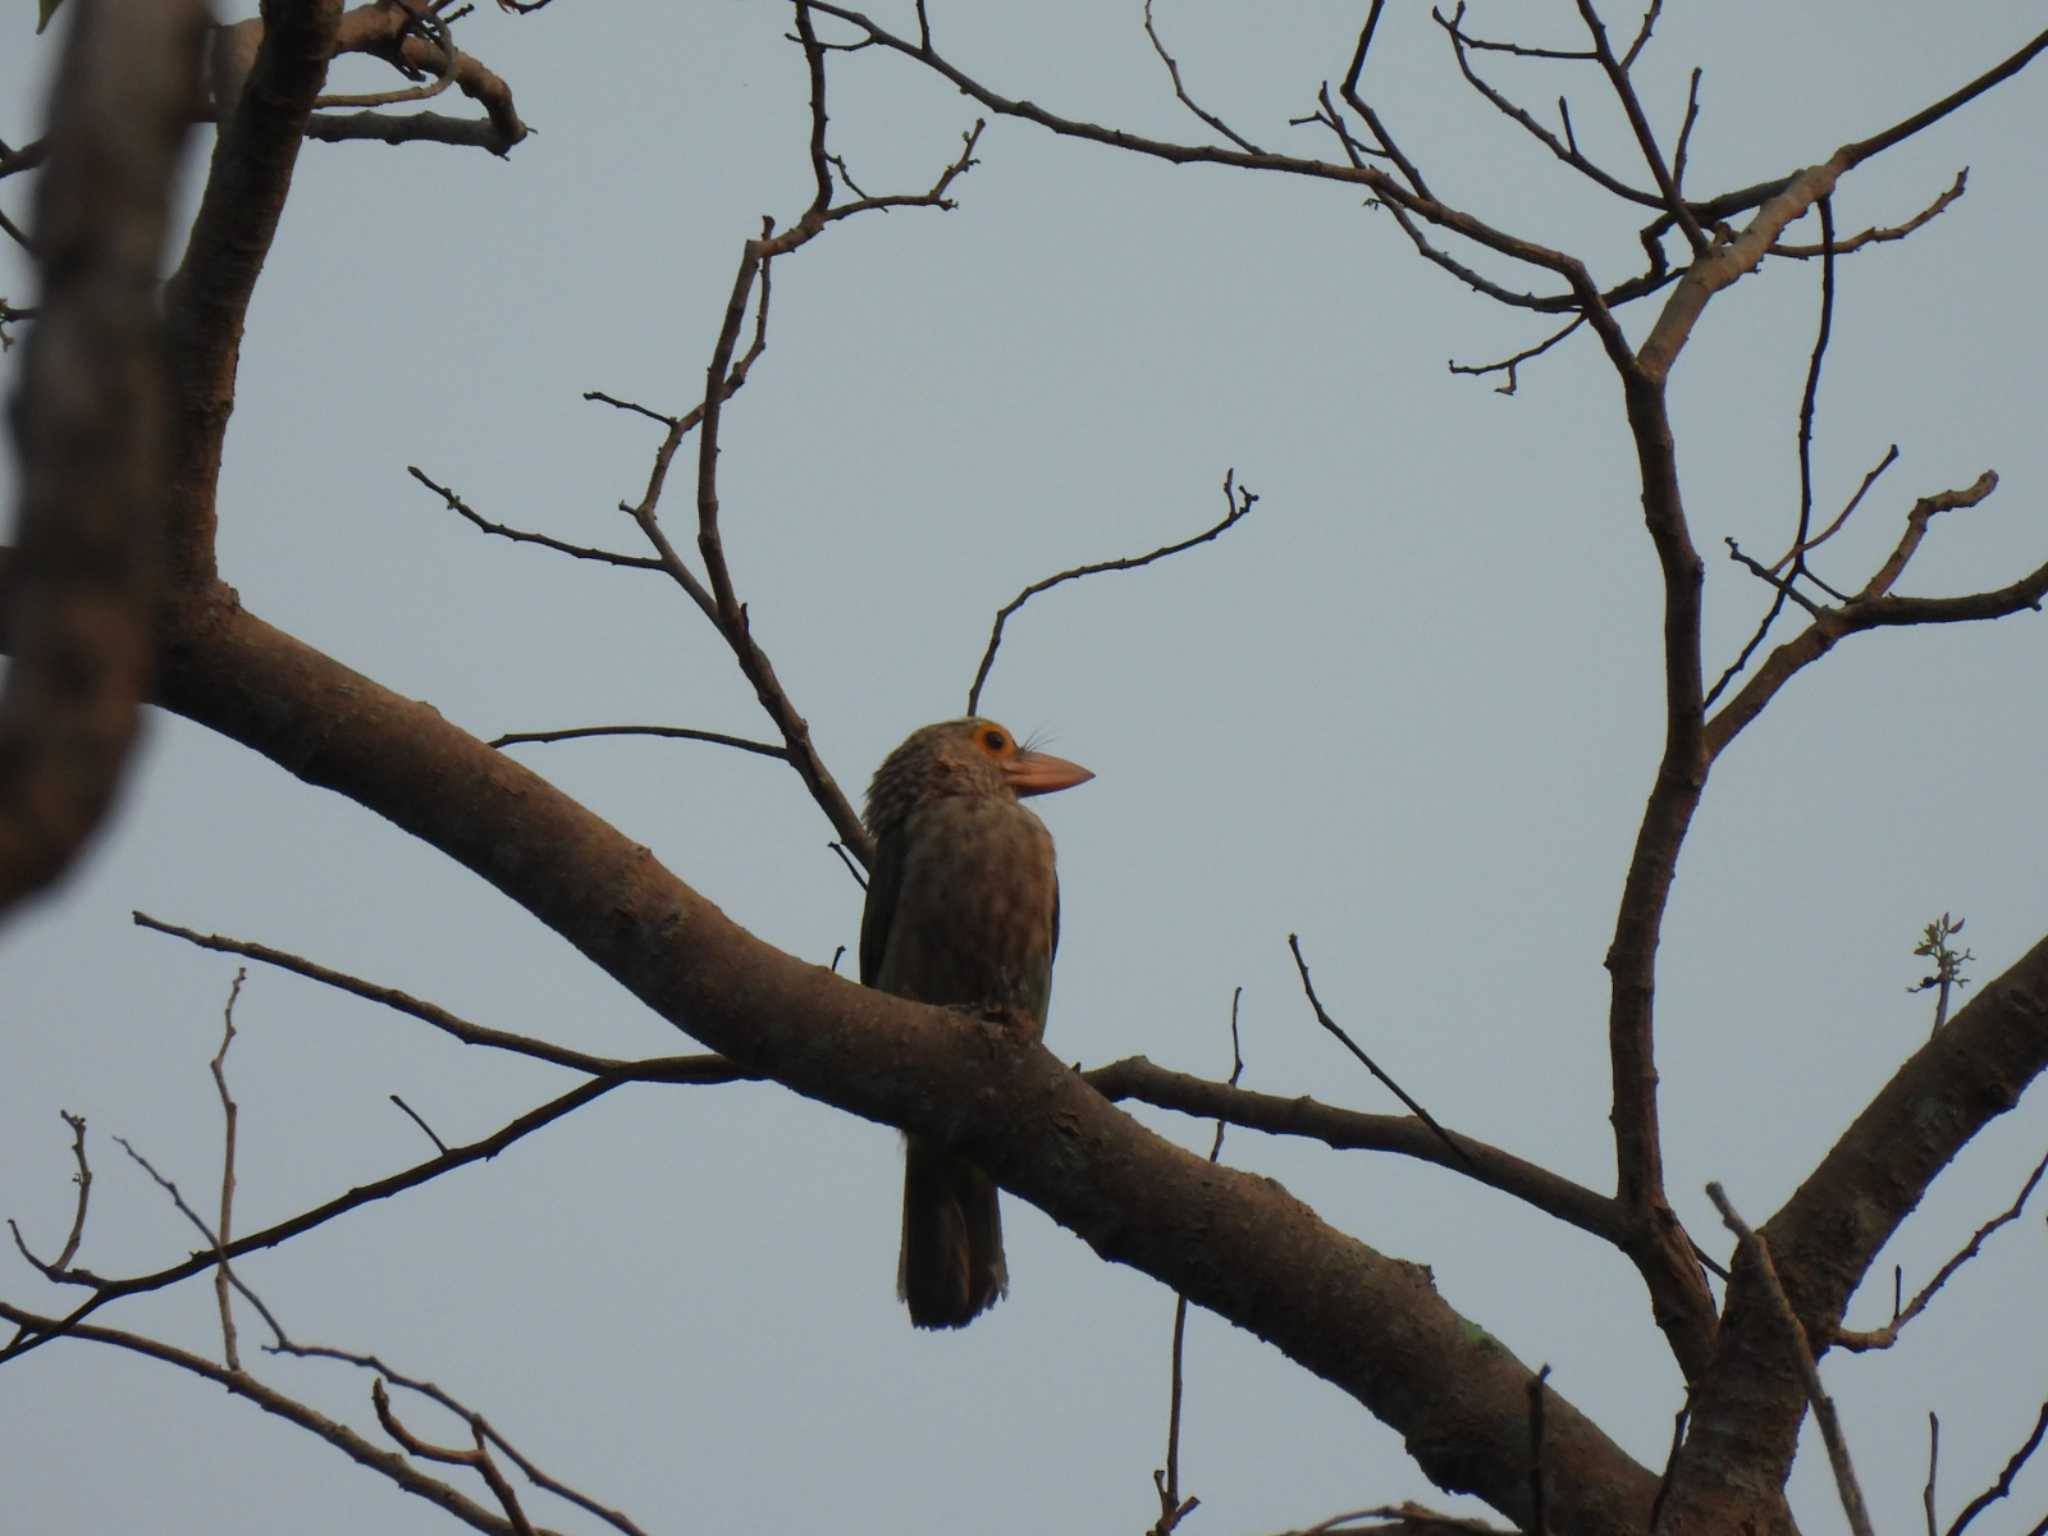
[3,3,2045,1532]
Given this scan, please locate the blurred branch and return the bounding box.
[0,0,203,917]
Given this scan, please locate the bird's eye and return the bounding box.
[982,729,1008,752]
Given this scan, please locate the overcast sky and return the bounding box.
[3,2,2045,1532]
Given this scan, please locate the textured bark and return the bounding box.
[161,0,339,585]
[152,584,1661,1534]
[1657,935,2048,1534]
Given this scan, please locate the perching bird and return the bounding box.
[861,717,1093,1329]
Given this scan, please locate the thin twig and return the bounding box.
[1151,988,1243,1534]
[827,843,868,890]
[1142,0,1262,154]
[210,970,247,1370]
[1447,316,1584,395]
[389,1095,449,1154]
[1287,935,1472,1171]
[1947,1399,2048,1536]
[0,1068,744,1366]
[1527,1363,1552,1536]
[1924,1412,1939,1536]
[52,1111,91,1270]
[0,1304,528,1534]
[372,1380,538,1536]
[1835,1143,2048,1350]
[109,1133,292,1353]
[411,467,662,570]
[968,470,1257,715]
[1647,1392,1692,1533]
[1706,1182,1874,1536]
[489,724,788,759]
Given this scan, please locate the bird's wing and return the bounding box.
[858,829,907,988]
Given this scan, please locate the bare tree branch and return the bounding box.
[1706,1183,1874,1536]
[968,470,1257,716]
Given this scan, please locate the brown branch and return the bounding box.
[279,1340,649,1536]
[335,4,526,152]
[304,109,524,151]
[1836,27,2048,171]
[1447,316,1585,395]
[1947,1399,2048,1536]
[1084,1056,1624,1245]
[801,0,1673,316]
[0,1304,539,1536]
[1149,990,1243,1536]
[1573,0,1704,252]
[162,0,341,585]
[108,1130,293,1354]
[1288,935,1473,1173]
[625,103,984,866]
[1770,169,1967,257]
[210,970,248,1370]
[967,470,1257,716]
[0,0,203,916]
[1706,1183,1874,1536]
[1,1072,684,1364]
[134,909,741,1080]
[1706,473,2043,759]
[0,135,48,180]
[1790,197,1837,564]
[1926,1413,1941,1536]
[1527,1364,1552,1536]
[299,1338,645,1534]
[4,1111,94,1302]
[489,725,788,759]
[389,1094,449,1154]
[1833,1143,2048,1351]
[1433,7,1658,212]
[411,467,663,570]
[48,1110,90,1271]
[141,592,1661,1533]
[1661,933,2048,1531]
[1704,445,1900,710]
[1144,0,1263,155]
[372,1382,537,1536]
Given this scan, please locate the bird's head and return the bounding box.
[865,717,1093,834]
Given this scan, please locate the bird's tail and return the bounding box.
[898,1134,1007,1328]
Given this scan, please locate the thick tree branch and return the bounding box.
[138,586,1659,1532]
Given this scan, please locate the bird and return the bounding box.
[861,717,1093,1329]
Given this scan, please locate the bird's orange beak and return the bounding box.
[1003,748,1094,798]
